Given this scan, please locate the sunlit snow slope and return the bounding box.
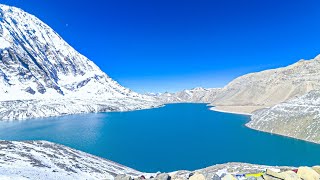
[0,4,159,120]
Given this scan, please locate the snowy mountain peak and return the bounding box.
[0,4,142,101]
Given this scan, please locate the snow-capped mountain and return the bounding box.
[156,87,221,103]
[0,4,141,100]
[0,4,159,120]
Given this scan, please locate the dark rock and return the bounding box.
[37,84,46,94]
[25,87,36,95]
[212,174,221,180]
[189,173,194,178]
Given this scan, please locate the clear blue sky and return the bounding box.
[3,0,320,92]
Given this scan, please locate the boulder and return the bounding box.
[221,174,237,180]
[189,173,206,180]
[262,174,282,180]
[115,174,132,180]
[155,173,171,180]
[266,169,285,179]
[279,171,300,180]
[297,167,320,180]
[312,166,320,175]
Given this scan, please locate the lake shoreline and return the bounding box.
[209,105,320,145]
[1,103,320,175]
[209,106,253,116]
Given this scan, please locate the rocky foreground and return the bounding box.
[119,165,320,180]
[1,140,319,180]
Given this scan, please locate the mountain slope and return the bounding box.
[0,4,159,120]
[0,140,143,180]
[157,56,320,114]
[212,56,320,113]
[248,90,320,143]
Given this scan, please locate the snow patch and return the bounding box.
[0,37,10,49]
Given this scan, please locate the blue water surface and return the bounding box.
[0,103,319,172]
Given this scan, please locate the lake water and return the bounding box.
[0,103,319,172]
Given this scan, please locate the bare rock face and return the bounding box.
[0,4,159,120]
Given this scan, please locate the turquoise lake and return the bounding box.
[0,103,319,172]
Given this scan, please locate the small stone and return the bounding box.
[189,173,206,180]
[155,173,171,180]
[221,174,236,180]
[115,174,132,180]
[297,167,320,180]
